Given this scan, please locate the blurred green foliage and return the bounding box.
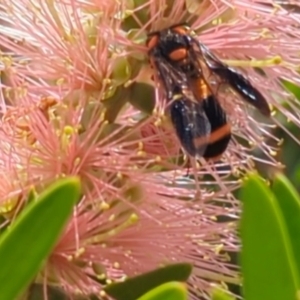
[137,282,187,300]
[240,173,300,300]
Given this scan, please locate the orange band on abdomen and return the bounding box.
[193,123,231,148]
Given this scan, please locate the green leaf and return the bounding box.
[137,282,187,300]
[126,29,147,47]
[104,263,192,300]
[0,177,80,300]
[121,0,149,31]
[211,287,236,300]
[272,173,300,274]
[28,283,69,300]
[127,56,144,76]
[103,86,129,122]
[282,79,300,101]
[111,57,131,86]
[240,174,299,300]
[129,82,155,115]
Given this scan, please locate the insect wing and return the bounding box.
[201,95,231,160]
[169,98,211,157]
[195,41,271,116]
[149,54,187,99]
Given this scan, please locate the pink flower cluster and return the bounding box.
[0,0,299,299]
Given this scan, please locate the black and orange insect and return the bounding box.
[146,23,271,160]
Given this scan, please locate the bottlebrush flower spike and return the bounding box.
[0,0,298,299]
[0,0,120,94]
[0,89,240,299]
[48,178,240,298]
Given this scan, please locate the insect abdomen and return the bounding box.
[169,95,231,160]
[202,96,231,160]
[169,97,210,157]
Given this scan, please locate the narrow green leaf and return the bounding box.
[211,287,236,300]
[104,263,192,300]
[272,173,300,274]
[103,86,129,122]
[0,177,80,300]
[0,215,7,235]
[240,174,299,300]
[137,282,187,300]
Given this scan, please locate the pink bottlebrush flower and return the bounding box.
[0,0,299,299]
[0,0,121,95]
[0,89,240,299]
[47,178,240,299]
[0,86,239,299]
